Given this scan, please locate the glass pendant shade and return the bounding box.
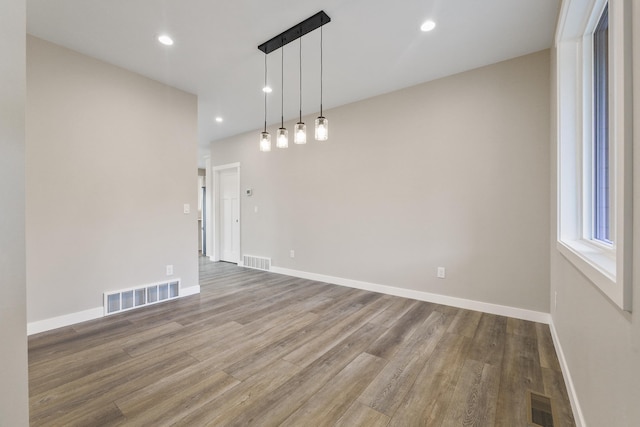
[259,131,272,152]
[315,116,328,141]
[260,51,270,153]
[294,122,307,144]
[276,127,289,148]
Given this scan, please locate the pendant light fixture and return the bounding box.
[257,11,330,151]
[294,37,306,144]
[259,53,271,152]
[315,25,328,141]
[276,39,288,148]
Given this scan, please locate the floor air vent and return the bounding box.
[242,255,271,271]
[528,391,555,427]
[104,279,180,315]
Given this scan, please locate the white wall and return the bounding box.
[26,37,199,325]
[550,3,640,426]
[212,50,551,313]
[0,0,29,424]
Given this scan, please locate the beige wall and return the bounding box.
[0,0,29,424]
[26,37,198,323]
[550,4,640,426]
[212,50,551,313]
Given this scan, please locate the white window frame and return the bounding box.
[556,0,633,311]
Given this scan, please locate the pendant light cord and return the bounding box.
[264,54,267,132]
[281,40,284,128]
[299,38,302,122]
[320,25,323,117]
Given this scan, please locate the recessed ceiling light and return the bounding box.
[215,117,223,123]
[158,35,174,46]
[262,86,272,93]
[420,20,436,32]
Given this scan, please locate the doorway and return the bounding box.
[212,163,240,263]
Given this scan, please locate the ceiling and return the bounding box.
[26,0,560,166]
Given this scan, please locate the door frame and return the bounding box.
[211,162,241,262]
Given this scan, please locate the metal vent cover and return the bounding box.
[104,280,180,315]
[528,391,555,427]
[242,255,271,271]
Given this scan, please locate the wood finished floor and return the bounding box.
[29,258,575,426]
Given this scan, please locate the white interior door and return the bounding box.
[220,169,239,263]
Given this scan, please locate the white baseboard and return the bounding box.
[270,266,551,324]
[269,266,585,421]
[549,320,586,427]
[27,285,201,336]
[27,306,103,336]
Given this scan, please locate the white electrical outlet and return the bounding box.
[183,204,190,214]
[166,265,174,276]
[437,267,446,279]
[290,250,295,258]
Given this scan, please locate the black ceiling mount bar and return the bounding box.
[258,11,330,54]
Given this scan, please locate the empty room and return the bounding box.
[2,0,639,426]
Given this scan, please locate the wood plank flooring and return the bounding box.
[28,258,575,426]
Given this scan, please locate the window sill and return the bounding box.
[557,239,618,303]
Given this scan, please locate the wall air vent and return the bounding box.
[242,255,271,271]
[104,279,180,315]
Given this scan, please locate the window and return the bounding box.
[592,5,610,244]
[556,0,632,311]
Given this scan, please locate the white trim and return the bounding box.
[27,284,201,336]
[557,240,621,302]
[211,162,241,263]
[27,306,103,336]
[211,162,241,172]
[549,321,587,427]
[270,266,550,324]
